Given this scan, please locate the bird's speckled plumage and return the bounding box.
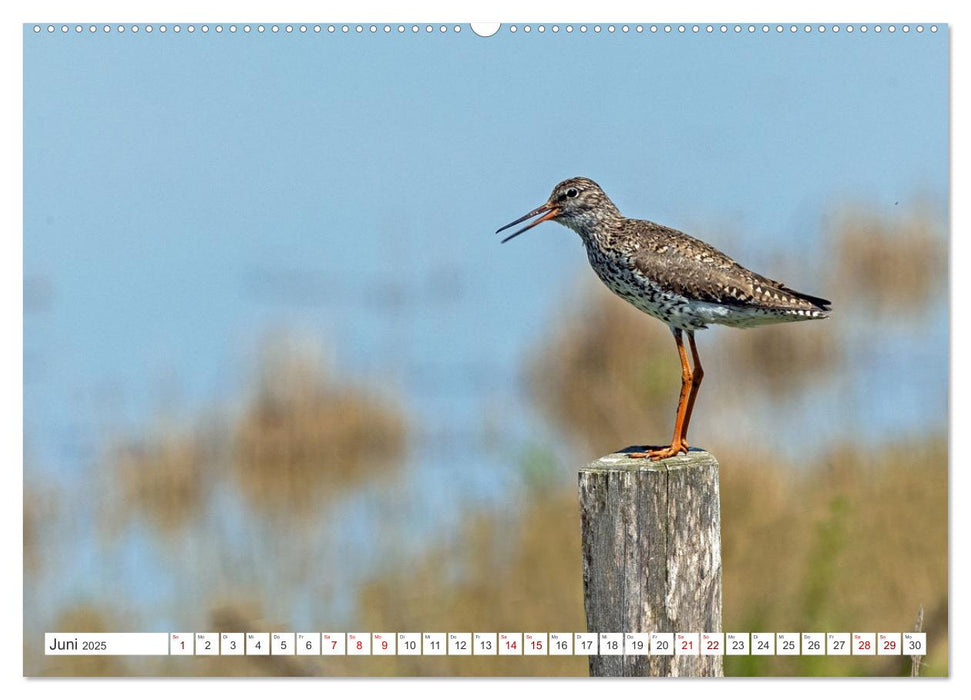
[503,176,831,331]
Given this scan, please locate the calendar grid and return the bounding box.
[44,631,927,657]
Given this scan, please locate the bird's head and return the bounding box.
[496,177,620,243]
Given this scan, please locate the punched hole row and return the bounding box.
[31,23,940,35]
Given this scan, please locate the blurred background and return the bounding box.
[23,25,947,676]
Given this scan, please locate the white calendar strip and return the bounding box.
[45,631,927,657]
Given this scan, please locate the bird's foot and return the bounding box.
[629,440,690,461]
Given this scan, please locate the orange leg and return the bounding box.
[631,328,694,461]
[679,331,704,446]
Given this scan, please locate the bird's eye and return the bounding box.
[567,188,579,198]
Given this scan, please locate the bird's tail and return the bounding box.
[781,286,832,312]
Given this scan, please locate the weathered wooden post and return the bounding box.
[579,447,722,677]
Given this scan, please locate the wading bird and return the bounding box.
[497,177,831,460]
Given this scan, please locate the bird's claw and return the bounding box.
[629,441,690,461]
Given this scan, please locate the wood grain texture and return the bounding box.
[579,447,722,677]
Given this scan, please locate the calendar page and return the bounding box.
[22,9,948,679]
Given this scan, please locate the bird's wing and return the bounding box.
[631,223,831,312]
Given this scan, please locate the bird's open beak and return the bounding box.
[496,203,561,243]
